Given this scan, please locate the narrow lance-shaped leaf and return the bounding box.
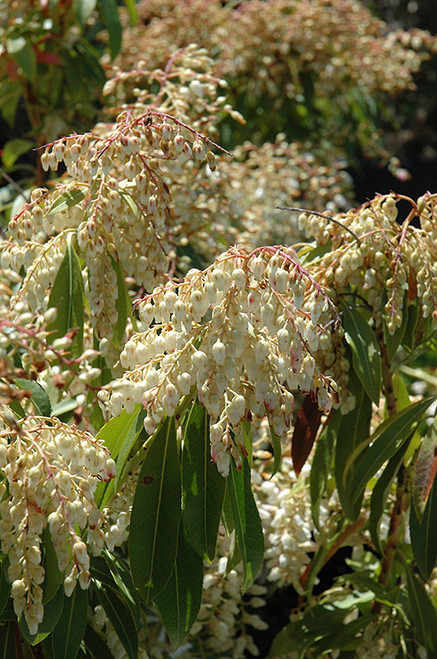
[403,559,437,655]
[310,410,341,529]
[334,376,372,521]
[129,417,181,603]
[343,307,382,404]
[46,188,85,216]
[100,0,122,59]
[228,457,264,593]
[47,234,84,358]
[110,256,131,348]
[410,476,437,580]
[413,416,437,521]
[368,443,407,553]
[155,524,204,650]
[95,581,138,659]
[349,398,436,508]
[51,586,88,659]
[13,377,51,417]
[182,399,226,561]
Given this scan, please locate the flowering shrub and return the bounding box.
[1,4,437,658]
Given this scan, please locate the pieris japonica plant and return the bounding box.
[1,36,437,659]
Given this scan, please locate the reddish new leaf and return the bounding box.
[292,396,323,474]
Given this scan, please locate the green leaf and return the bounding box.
[404,561,437,655]
[348,398,436,509]
[47,235,84,358]
[8,38,36,79]
[228,457,264,593]
[83,625,112,659]
[402,300,419,351]
[343,307,382,404]
[0,622,17,659]
[51,586,88,659]
[13,377,51,416]
[110,257,130,348]
[368,444,407,553]
[103,552,141,627]
[129,417,181,603]
[0,561,10,617]
[182,400,225,561]
[270,425,282,476]
[123,0,138,25]
[51,397,79,418]
[310,411,340,529]
[42,528,64,604]
[334,377,372,520]
[413,417,437,521]
[155,524,203,649]
[95,406,144,508]
[242,421,253,466]
[95,581,138,659]
[1,139,34,169]
[410,475,437,580]
[47,189,85,216]
[100,0,122,59]
[73,0,98,24]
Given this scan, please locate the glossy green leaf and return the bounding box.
[155,524,203,649]
[103,552,141,627]
[47,189,85,216]
[413,417,437,521]
[51,397,79,418]
[13,377,51,417]
[0,561,10,617]
[51,586,88,659]
[404,561,437,655]
[410,476,437,580]
[402,300,419,351]
[111,257,130,348]
[1,139,33,168]
[368,443,407,553]
[270,425,282,476]
[0,622,17,659]
[335,378,372,520]
[343,307,382,404]
[95,406,144,507]
[310,411,340,529]
[47,235,84,358]
[242,421,253,466]
[228,457,264,593]
[182,399,225,561]
[349,398,435,508]
[95,581,138,659]
[129,417,181,603]
[84,625,112,659]
[100,0,122,59]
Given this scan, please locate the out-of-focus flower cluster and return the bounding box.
[0,413,115,635]
[103,246,339,475]
[299,193,437,334]
[117,0,437,153]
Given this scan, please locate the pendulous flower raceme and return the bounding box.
[104,246,339,476]
[298,193,437,335]
[0,413,115,635]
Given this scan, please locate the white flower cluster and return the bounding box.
[254,458,316,593]
[299,193,437,334]
[106,247,337,475]
[0,414,115,635]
